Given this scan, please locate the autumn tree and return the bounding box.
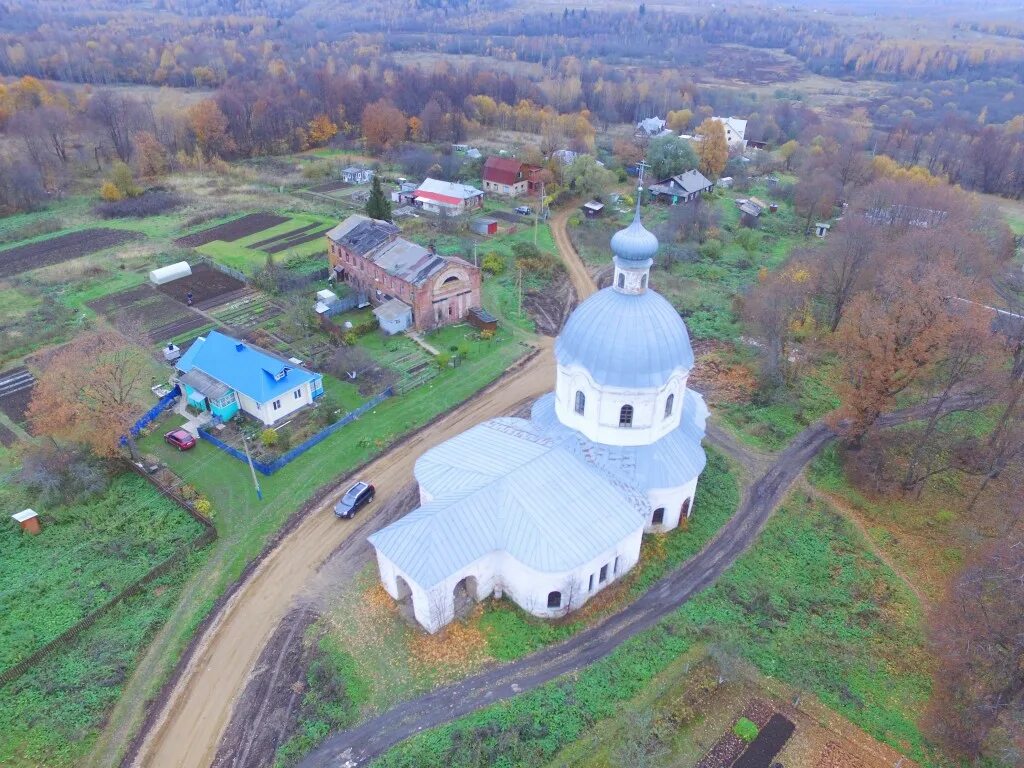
[307,114,339,147]
[188,99,236,160]
[830,260,960,440]
[742,261,813,389]
[814,217,877,332]
[925,538,1024,762]
[695,118,728,179]
[646,133,698,180]
[793,169,839,235]
[27,330,154,462]
[366,174,392,221]
[88,90,143,163]
[133,130,170,177]
[362,100,406,154]
[777,139,800,171]
[666,108,693,133]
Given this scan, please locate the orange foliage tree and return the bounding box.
[27,330,154,461]
[695,118,728,179]
[187,99,236,160]
[361,100,406,154]
[307,114,339,147]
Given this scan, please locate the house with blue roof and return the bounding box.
[175,330,324,426]
[368,190,709,633]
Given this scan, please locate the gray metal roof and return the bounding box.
[555,287,694,388]
[368,417,649,587]
[326,215,399,255]
[178,368,231,400]
[650,169,712,197]
[373,298,412,323]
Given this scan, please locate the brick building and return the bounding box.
[326,215,481,331]
[481,156,542,197]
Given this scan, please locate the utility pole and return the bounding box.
[517,266,523,318]
[241,432,263,501]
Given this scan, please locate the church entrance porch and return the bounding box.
[452,575,480,619]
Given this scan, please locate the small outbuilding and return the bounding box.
[12,509,40,535]
[468,306,498,332]
[470,217,499,236]
[342,167,375,184]
[815,222,831,238]
[373,298,414,335]
[581,200,605,218]
[149,261,192,285]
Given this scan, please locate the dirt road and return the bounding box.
[549,206,596,302]
[129,346,554,768]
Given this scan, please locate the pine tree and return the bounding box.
[366,174,392,221]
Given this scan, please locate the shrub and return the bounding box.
[178,483,199,502]
[699,240,723,262]
[734,717,759,742]
[194,497,213,517]
[260,428,278,448]
[457,342,471,359]
[436,352,451,369]
[481,252,505,275]
[479,329,495,341]
[100,181,123,202]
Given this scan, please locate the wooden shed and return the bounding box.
[468,306,498,332]
[12,509,40,535]
[581,200,605,218]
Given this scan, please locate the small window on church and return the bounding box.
[574,390,585,415]
[664,394,674,418]
[617,272,625,288]
[547,591,561,608]
[652,507,665,525]
[619,404,633,427]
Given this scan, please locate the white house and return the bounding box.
[636,116,668,137]
[175,330,324,426]
[342,167,375,184]
[414,178,484,214]
[711,116,748,149]
[368,195,709,633]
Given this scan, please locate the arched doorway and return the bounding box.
[394,575,415,622]
[452,575,479,619]
[681,498,691,518]
[652,507,665,525]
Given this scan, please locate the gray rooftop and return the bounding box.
[326,216,399,256]
[327,214,454,287]
[369,416,649,587]
[649,169,713,197]
[555,287,694,388]
[373,298,412,323]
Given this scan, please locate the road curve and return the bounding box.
[298,392,988,768]
[549,206,596,302]
[298,422,835,768]
[129,345,555,768]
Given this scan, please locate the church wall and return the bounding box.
[555,363,690,447]
[646,477,699,532]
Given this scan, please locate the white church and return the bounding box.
[367,198,709,633]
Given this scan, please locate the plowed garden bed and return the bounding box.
[0,367,35,424]
[155,263,246,308]
[0,228,143,278]
[175,213,289,247]
[88,285,210,343]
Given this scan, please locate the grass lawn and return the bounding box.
[0,553,202,768]
[0,474,204,671]
[195,212,335,274]
[371,492,932,768]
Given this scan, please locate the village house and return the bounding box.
[341,166,375,184]
[413,177,484,215]
[648,169,714,204]
[481,156,542,197]
[368,197,708,633]
[326,214,481,332]
[711,116,748,149]
[635,116,669,138]
[175,330,324,426]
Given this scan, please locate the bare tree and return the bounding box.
[88,90,143,163]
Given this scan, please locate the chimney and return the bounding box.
[12,509,40,535]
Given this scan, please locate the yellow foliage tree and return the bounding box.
[667,108,693,132]
[696,118,729,179]
[100,181,123,202]
[307,114,339,146]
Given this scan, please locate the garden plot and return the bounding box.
[174,212,290,247]
[88,285,211,343]
[0,366,35,425]
[187,212,335,273]
[155,263,247,310]
[208,291,283,333]
[0,228,144,279]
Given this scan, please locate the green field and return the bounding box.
[0,474,203,671]
[195,212,336,273]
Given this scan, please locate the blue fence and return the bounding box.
[198,388,393,476]
[126,386,181,440]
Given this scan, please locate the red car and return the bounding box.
[164,428,197,451]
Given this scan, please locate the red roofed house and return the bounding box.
[414,178,484,215]
[481,157,543,197]
[326,215,482,331]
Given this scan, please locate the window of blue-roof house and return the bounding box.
[272,399,281,411]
